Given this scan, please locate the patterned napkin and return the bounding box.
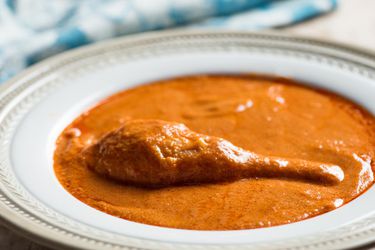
[0,0,337,83]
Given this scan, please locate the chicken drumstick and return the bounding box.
[83,119,344,187]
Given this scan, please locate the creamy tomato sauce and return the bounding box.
[54,75,375,230]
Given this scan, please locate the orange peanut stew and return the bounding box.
[54,75,375,230]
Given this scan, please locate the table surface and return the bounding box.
[2,0,375,249]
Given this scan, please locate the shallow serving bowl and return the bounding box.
[1,31,375,250]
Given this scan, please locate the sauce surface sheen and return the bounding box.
[54,75,375,230]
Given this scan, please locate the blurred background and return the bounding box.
[2,0,374,84]
[0,0,374,249]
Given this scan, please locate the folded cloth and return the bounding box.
[0,0,337,83]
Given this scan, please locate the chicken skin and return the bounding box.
[83,119,344,187]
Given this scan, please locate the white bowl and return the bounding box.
[1,31,375,250]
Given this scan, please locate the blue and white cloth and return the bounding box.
[0,0,337,83]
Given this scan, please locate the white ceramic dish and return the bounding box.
[1,31,375,250]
